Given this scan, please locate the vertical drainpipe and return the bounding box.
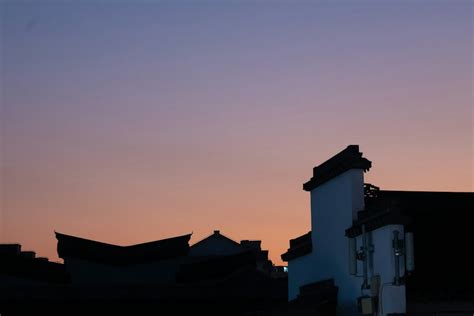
[362,224,369,289]
[393,230,401,285]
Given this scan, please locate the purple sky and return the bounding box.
[1,0,472,264]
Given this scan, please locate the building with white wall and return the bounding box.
[282,145,474,315]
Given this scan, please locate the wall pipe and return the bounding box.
[362,224,369,289]
[393,230,401,285]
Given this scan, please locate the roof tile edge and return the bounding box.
[303,145,372,191]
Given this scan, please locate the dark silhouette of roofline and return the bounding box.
[346,189,473,237]
[377,190,473,195]
[0,243,69,284]
[55,232,192,248]
[303,145,371,191]
[190,230,241,248]
[281,231,312,262]
[56,232,192,265]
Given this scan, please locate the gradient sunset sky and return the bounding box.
[1,0,472,265]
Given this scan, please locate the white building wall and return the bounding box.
[361,224,406,316]
[339,216,407,315]
[288,164,408,314]
[287,252,317,301]
[369,225,405,284]
[309,169,365,315]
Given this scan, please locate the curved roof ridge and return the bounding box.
[55,231,192,248]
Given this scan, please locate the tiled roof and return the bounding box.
[346,190,474,238]
[56,232,191,265]
[303,145,371,191]
[281,231,312,262]
[190,230,242,249]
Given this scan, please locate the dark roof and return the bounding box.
[281,231,312,262]
[345,209,411,238]
[190,230,242,249]
[56,232,192,265]
[177,251,257,283]
[291,278,338,307]
[0,244,69,284]
[368,190,474,211]
[303,145,371,191]
[0,244,21,256]
[346,190,474,238]
[240,240,262,250]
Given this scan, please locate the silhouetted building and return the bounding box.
[55,232,191,284]
[189,230,275,275]
[1,212,288,316]
[190,230,243,256]
[0,243,68,286]
[282,145,474,315]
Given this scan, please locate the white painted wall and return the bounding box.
[288,167,408,315]
[287,251,317,301]
[309,169,365,315]
[353,224,406,316]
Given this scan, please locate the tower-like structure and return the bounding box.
[283,145,408,316]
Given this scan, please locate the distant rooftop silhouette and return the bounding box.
[0,243,68,284]
[55,232,192,265]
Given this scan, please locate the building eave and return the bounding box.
[281,232,312,262]
[303,145,371,192]
[345,210,411,238]
[55,232,192,265]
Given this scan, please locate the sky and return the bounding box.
[0,0,472,265]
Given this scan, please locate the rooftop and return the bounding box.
[303,145,371,191]
[55,232,192,265]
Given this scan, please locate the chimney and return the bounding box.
[214,230,220,235]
